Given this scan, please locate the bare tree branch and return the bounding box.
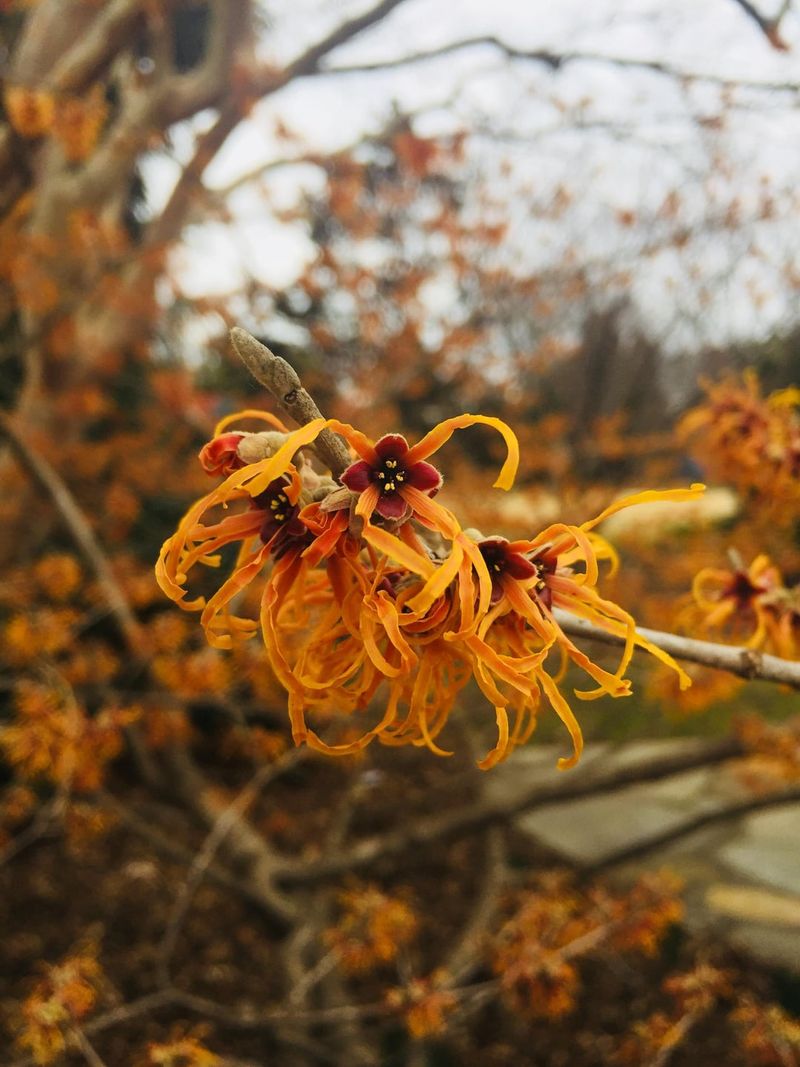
[145,0,411,253]
[324,35,800,92]
[588,785,800,874]
[442,826,507,983]
[157,751,305,984]
[276,738,742,885]
[728,0,790,50]
[162,745,298,926]
[283,0,410,81]
[100,791,291,921]
[47,0,143,93]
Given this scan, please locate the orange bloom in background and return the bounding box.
[680,370,800,516]
[156,408,703,770]
[325,883,418,973]
[4,85,55,139]
[386,972,458,1039]
[691,552,799,658]
[14,947,103,1064]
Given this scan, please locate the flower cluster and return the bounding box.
[14,946,104,1064]
[491,871,684,1021]
[735,713,800,790]
[616,963,733,1066]
[690,552,799,658]
[141,1032,221,1067]
[325,883,418,974]
[680,370,800,519]
[1,681,139,793]
[156,409,703,769]
[385,971,457,1039]
[731,996,800,1065]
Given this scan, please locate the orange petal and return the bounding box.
[238,420,327,497]
[404,414,519,490]
[582,484,706,531]
[322,418,378,463]
[477,706,511,770]
[361,524,437,580]
[401,485,461,539]
[213,408,289,436]
[539,671,584,770]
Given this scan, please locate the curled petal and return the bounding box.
[323,418,379,463]
[239,420,326,498]
[582,484,706,531]
[405,541,464,614]
[354,483,381,521]
[401,485,460,539]
[404,414,519,491]
[539,671,584,771]
[361,524,437,580]
[477,706,511,771]
[199,433,246,476]
[213,408,288,436]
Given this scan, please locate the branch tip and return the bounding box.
[229,327,352,478]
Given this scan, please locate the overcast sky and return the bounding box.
[150,0,800,356]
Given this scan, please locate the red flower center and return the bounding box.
[478,538,540,604]
[252,479,310,557]
[340,434,442,521]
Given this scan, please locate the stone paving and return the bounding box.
[486,740,800,973]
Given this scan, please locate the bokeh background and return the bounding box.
[2,2,800,1065]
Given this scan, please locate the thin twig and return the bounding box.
[443,825,507,983]
[160,746,298,926]
[0,798,61,867]
[281,774,376,1065]
[72,1029,109,1067]
[325,36,800,90]
[728,0,790,50]
[553,609,800,689]
[158,752,303,984]
[99,791,290,919]
[645,1009,705,1067]
[0,413,144,651]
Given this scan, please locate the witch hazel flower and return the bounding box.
[157,400,704,771]
[341,434,442,521]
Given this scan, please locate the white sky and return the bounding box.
[148,0,800,356]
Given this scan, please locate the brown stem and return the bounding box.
[157,751,305,984]
[553,609,800,689]
[161,745,298,926]
[727,0,789,50]
[442,825,507,983]
[229,328,352,478]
